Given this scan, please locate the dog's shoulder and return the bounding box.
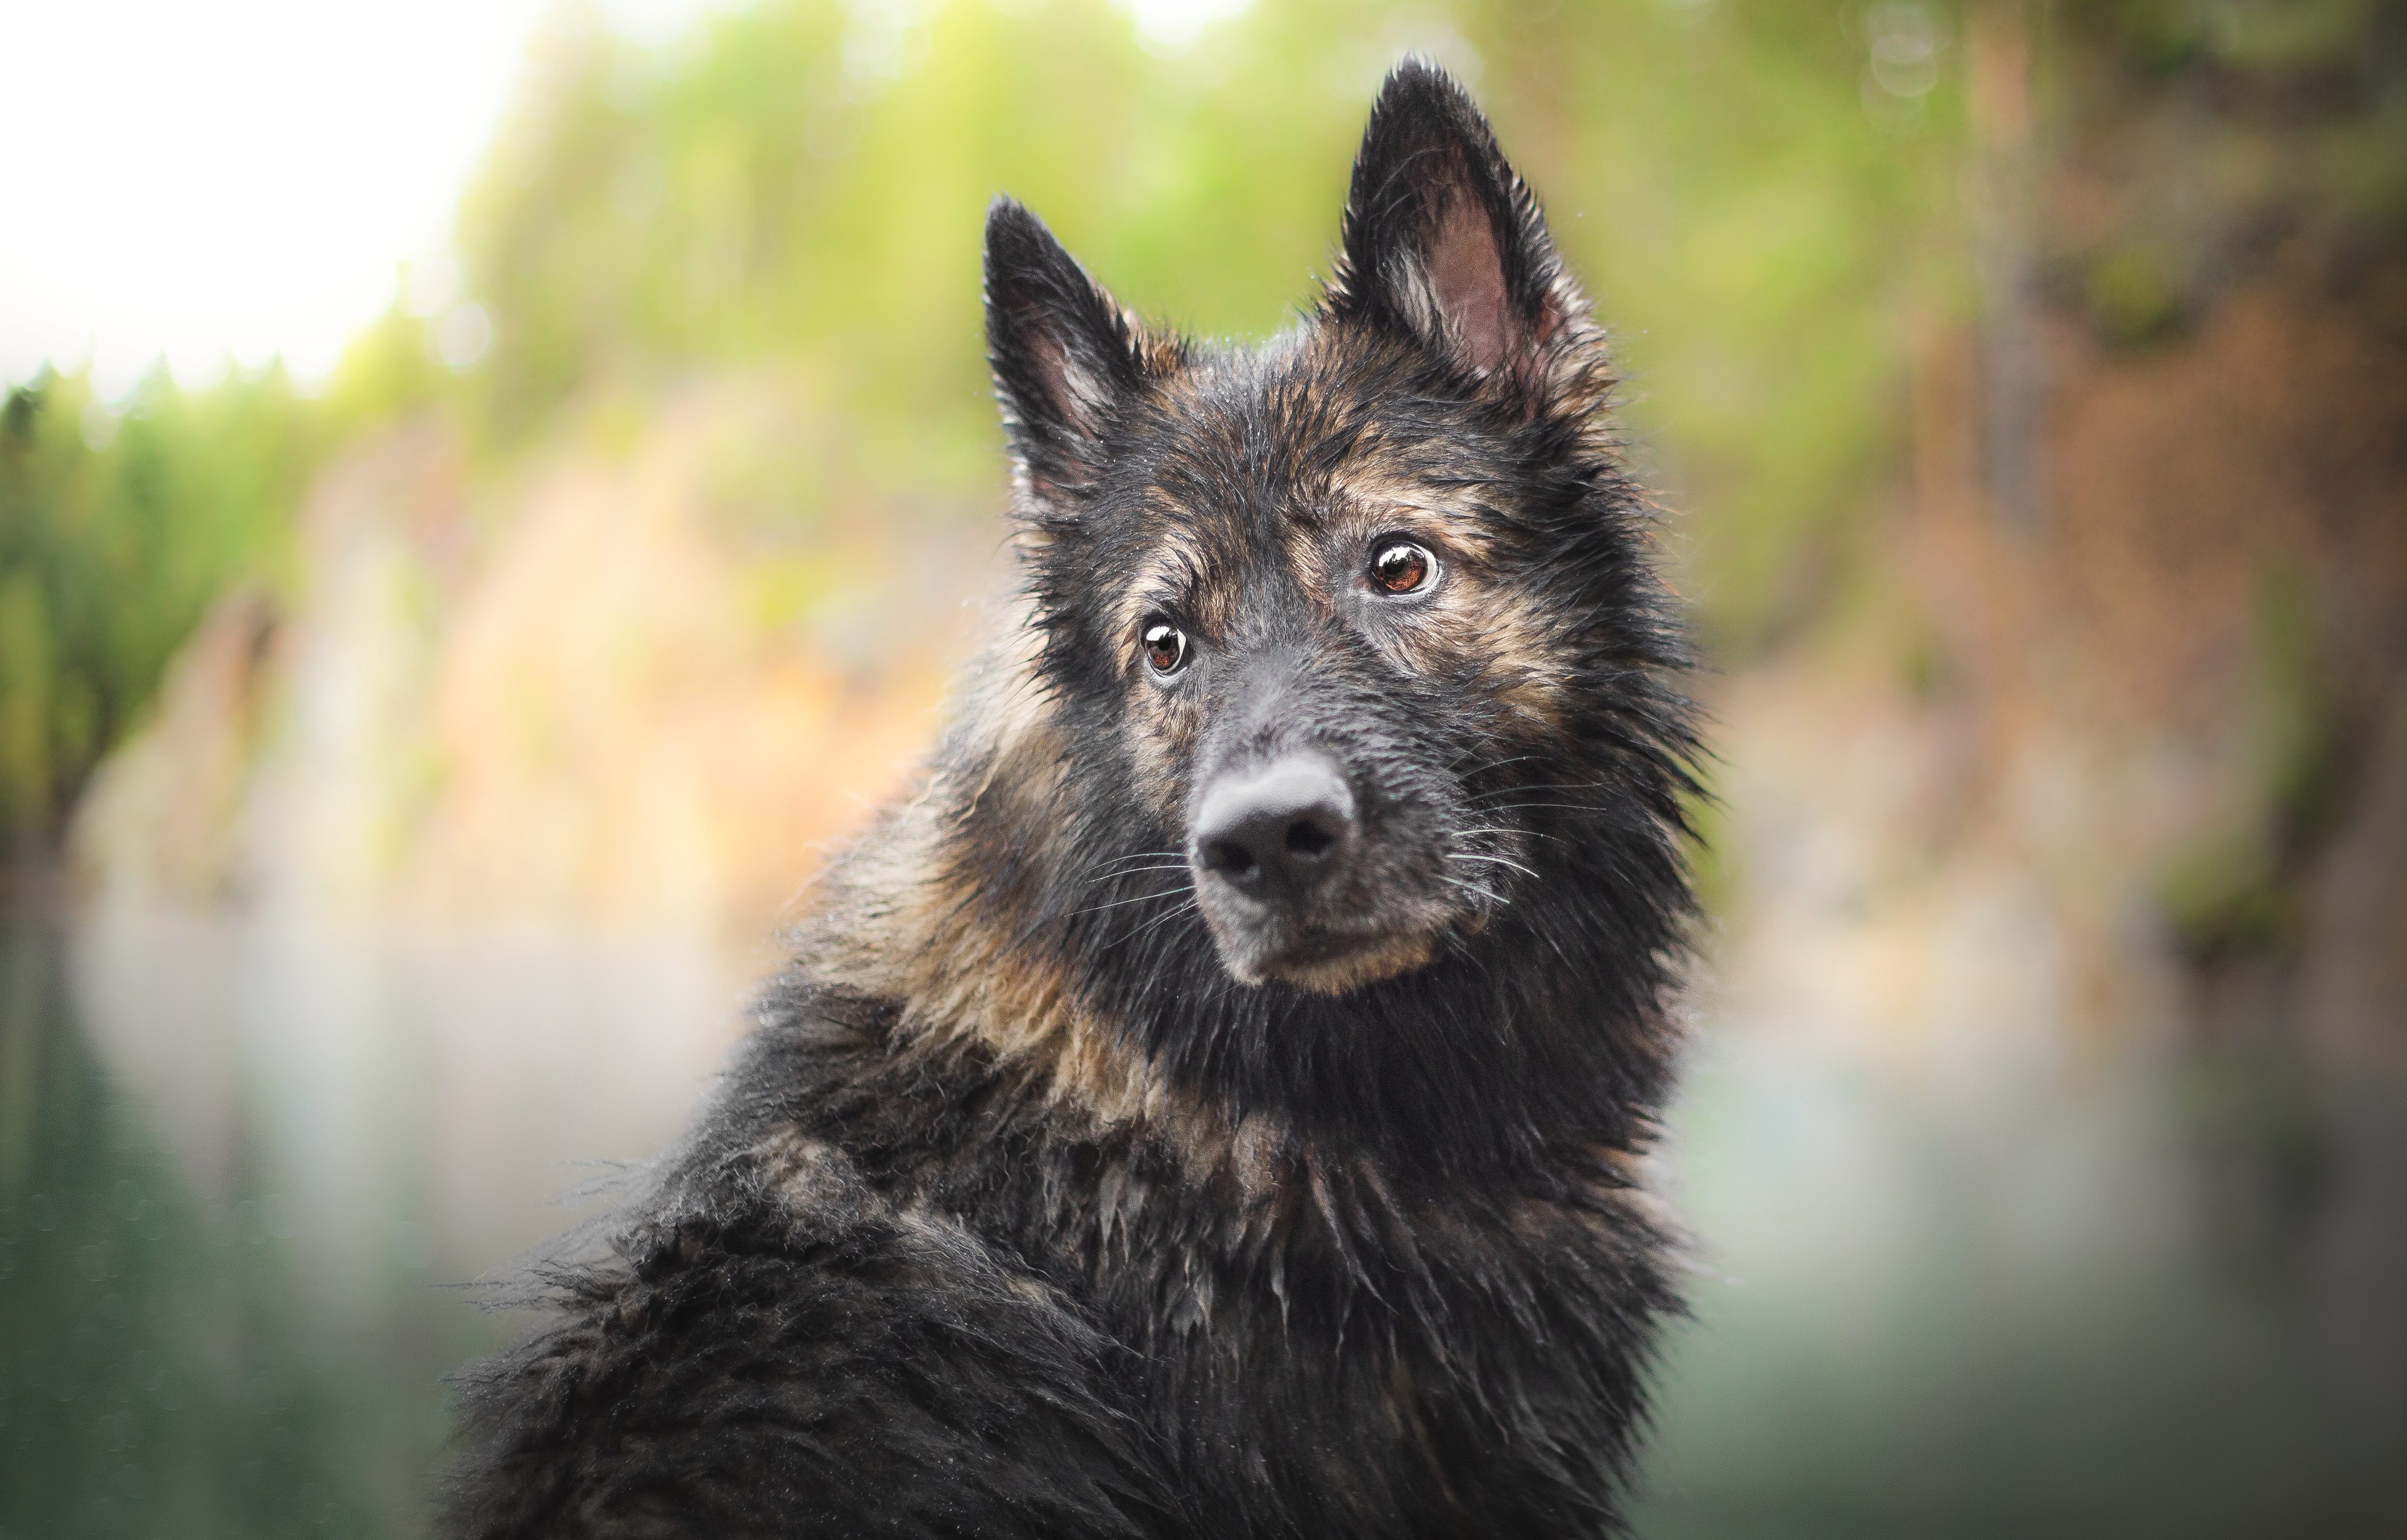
[439,999,1184,1540]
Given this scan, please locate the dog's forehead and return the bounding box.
[1143,341,1441,527]
[1108,351,1493,643]
[1116,362,1337,612]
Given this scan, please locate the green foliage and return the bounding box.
[2084,242,2187,345]
[0,0,1981,840]
[2061,0,2407,346]
[429,0,1962,650]
[0,368,323,843]
[2157,571,2357,966]
[11,0,2399,846]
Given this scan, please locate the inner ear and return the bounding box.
[1015,324,1108,441]
[1423,186,1512,375]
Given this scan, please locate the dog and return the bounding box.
[443,57,1700,1539]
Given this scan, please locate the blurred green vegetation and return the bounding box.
[2158,571,2359,967]
[2056,0,2407,345]
[5,0,2402,847]
[423,0,1967,644]
[0,369,323,845]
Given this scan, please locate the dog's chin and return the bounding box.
[1212,924,1441,996]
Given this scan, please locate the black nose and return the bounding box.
[1193,756,1357,907]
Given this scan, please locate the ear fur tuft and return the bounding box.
[984,198,1159,512]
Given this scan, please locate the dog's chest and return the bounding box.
[1018,1146,1631,1532]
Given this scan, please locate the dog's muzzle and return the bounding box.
[1193,755,1358,909]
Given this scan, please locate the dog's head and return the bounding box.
[981,60,1692,1003]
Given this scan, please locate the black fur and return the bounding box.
[443,59,1700,1539]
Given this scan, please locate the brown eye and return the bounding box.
[1371,542,1435,595]
[1142,620,1188,676]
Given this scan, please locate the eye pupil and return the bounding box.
[1373,543,1433,594]
[1143,622,1187,675]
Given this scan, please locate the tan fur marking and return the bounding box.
[754,1126,878,1223]
[800,621,1277,1181]
[1113,512,1228,825]
[1122,693,1201,825]
[1112,512,1238,648]
[1265,928,1440,995]
[1318,459,1571,725]
[958,598,1059,817]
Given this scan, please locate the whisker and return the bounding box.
[1450,852,1540,880]
[1471,777,1617,798]
[1110,895,1202,952]
[1451,825,1567,844]
[1440,876,1506,906]
[1463,789,1617,813]
[1067,883,1195,918]
[1471,779,1569,795]
[1083,864,1192,883]
[1088,849,1186,872]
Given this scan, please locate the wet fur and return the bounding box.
[443,60,1699,1539]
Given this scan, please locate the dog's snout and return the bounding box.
[1194,757,1357,906]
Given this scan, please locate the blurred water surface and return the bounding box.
[0,914,752,1540]
[4,914,2399,1539]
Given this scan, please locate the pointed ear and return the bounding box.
[1325,59,1588,395]
[985,198,1156,510]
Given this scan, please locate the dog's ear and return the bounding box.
[985,198,1155,511]
[1326,59,1587,395]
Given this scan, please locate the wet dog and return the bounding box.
[445,57,1700,1539]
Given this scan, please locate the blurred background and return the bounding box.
[4,0,2403,1534]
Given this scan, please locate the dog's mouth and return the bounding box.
[1247,924,1442,995]
[1194,889,1456,995]
[1182,752,1481,994]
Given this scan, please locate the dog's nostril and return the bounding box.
[1204,839,1257,879]
[1283,820,1335,860]
[1192,755,1355,904]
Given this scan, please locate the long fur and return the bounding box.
[441,59,1700,1539]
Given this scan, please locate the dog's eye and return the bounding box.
[1371,542,1435,595]
[1142,621,1189,676]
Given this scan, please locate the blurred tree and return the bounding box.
[7,0,2399,849]
[0,368,321,847]
[430,0,1966,649]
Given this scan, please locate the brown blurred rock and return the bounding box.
[69,376,995,940]
[68,582,281,913]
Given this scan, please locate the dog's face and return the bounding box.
[983,62,1677,999]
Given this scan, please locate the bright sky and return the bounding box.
[0,0,1249,401]
[0,0,712,398]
